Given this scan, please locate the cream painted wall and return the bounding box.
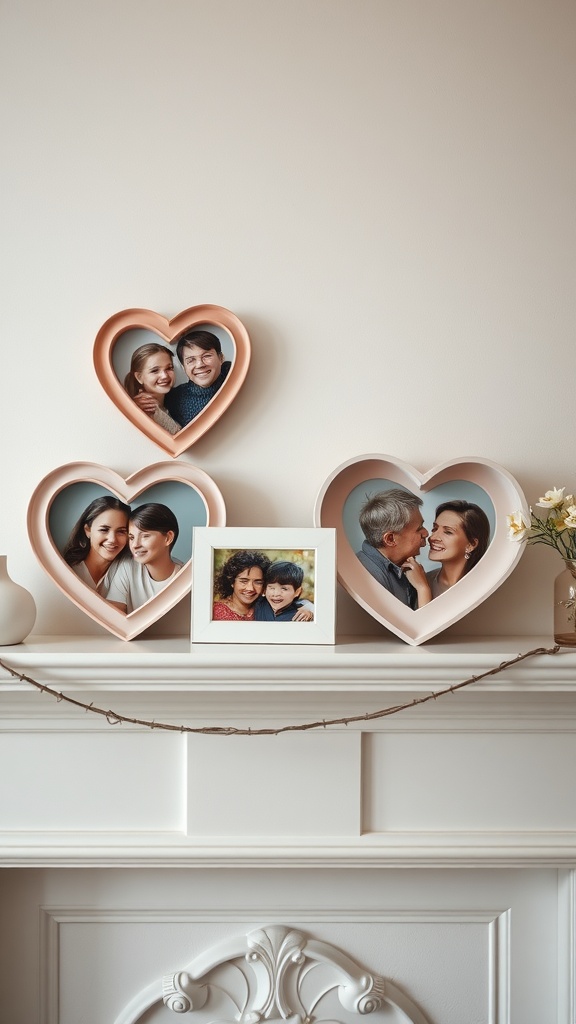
[2,0,574,639]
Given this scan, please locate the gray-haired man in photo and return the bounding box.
[356,488,429,608]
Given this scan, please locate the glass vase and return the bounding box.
[554,559,576,646]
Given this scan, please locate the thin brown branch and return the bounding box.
[0,645,562,736]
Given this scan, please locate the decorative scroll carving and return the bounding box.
[115,925,430,1024]
[243,926,309,1022]
[162,972,208,1014]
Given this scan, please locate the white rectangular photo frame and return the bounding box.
[192,527,336,644]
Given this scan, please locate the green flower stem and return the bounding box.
[527,508,576,560]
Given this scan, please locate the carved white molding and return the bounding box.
[114,925,431,1024]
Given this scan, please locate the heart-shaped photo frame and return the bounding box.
[28,462,226,640]
[93,305,251,457]
[314,455,528,645]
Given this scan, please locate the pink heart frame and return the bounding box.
[314,454,528,645]
[93,305,251,457]
[28,461,226,640]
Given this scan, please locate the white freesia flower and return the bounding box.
[509,486,576,559]
[563,506,576,529]
[507,510,530,541]
[536,487,565,508]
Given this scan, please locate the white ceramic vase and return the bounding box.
[0,555,36,645]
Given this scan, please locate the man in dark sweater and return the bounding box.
[164,329,231,427]
[356,488,429,609]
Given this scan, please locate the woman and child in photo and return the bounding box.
[212,550,314,622]
[123,330,231,434]
[62,497,182,613]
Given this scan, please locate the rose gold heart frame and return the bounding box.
[315,454,528,645]
[28,462,226,640]
[93,305,251,457]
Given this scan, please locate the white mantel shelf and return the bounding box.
[0,633,573,691]
[2,634,576,870]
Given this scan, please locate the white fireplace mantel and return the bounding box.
[0,632,572,690]
[1,634,575,871]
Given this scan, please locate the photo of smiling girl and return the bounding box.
[106,503,183,613]
[62,496,131,596]
[124,343,181,435]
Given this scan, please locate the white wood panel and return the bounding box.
[364,731,576,832]
[41,910,502,1024]
[0,732,185,831]
[186,733,361,836]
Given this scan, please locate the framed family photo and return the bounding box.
[191,527,336,644]
[314,454,527,645]
[27,461,226,641]
[93,304,251,457]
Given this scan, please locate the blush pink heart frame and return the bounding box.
[93,304,251,457]
[314,454,528,645]
[28,462,226,641]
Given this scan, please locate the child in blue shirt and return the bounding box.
[254,561,314,621]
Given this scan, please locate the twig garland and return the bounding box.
[0,644,562,736]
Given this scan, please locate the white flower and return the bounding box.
[536,487,565,508]
[563,505,576,529]
[507,510,531,541]
[550,515,568,532]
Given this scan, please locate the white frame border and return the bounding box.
[191,527,336,645]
